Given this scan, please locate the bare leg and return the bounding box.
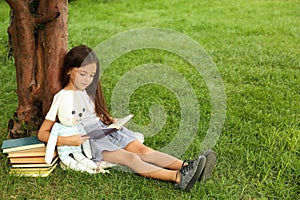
[102,149,180,183]
[125,140,184,170]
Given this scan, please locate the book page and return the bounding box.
[104,114,133,129]
[83,114,133,139]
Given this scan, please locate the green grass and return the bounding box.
[1,0,299,199]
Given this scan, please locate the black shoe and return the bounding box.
[175,155,206,191]
[199,149,217,182]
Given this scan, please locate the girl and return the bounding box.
[38,45,216,192]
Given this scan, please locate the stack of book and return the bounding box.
[1,135,58,177]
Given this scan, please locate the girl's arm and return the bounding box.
[38,119,85,146]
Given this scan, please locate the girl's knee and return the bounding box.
[127,141,154,154]
[106,150,142,166]
[126,152,142,163]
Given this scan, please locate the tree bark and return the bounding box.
[6,0,68,138]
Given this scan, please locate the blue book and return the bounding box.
[1,136,45,153]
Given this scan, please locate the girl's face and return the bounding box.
[68,62,97,90]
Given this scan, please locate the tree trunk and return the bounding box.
[6,0,68,138]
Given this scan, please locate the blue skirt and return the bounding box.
[82,121,137,162]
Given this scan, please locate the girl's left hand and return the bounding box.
[80,135,90,144]
[112,118,118,124]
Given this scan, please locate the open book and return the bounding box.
[83,114,133,139]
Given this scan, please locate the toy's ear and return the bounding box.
[58,92,77,126]
[45,123,60,164]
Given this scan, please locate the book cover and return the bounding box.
[10,156,46,164]
[84,128,118,139]
[2,136,45,153]
[10,165,53,172]
[9,152,57,164]
[9,163,58,177]
[10,157,59,168]
[8,147,47,158]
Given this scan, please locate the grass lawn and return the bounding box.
[0,0,299,199]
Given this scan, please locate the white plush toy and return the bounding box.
[45,91,108,174]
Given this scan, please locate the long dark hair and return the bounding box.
[61,45,113,125]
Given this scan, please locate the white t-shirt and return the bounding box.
[45,89,99,126]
